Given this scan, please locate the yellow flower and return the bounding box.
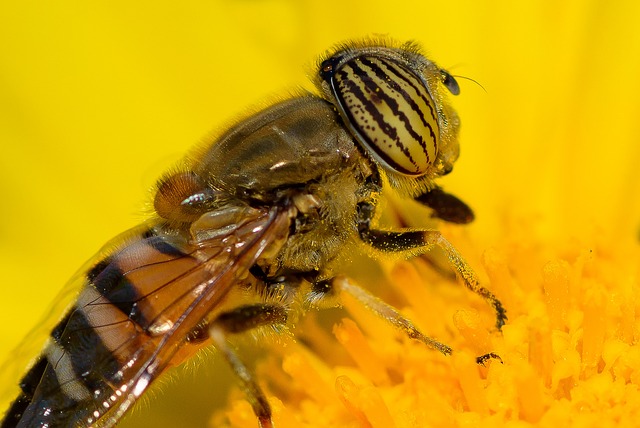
[218,229,640,427]
[1,1,639,427]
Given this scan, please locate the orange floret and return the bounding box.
[215,226,640,427]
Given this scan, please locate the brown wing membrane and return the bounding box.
[0,222,158,410]
[5,206,292,428]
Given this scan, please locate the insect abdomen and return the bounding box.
[4,230,204,427]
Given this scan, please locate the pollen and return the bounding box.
[215,223,640,427]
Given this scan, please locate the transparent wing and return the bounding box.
[0,221,158,414]
[3,206,292,428]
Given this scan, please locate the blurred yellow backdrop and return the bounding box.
[1,0,639,426]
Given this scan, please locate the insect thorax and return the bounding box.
[192,96,380,277]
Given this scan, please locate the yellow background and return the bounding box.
[1,1,639,426]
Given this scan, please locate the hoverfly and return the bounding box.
[1,39,505,428]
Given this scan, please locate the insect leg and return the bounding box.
[413,186,475,224]
[357,202,507,330]
[314,277,501,365]
[317,276,453,356]
[207,304,287,428]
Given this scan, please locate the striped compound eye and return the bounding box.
[322,54,440,176]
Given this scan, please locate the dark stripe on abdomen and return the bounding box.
[9,305,125,427]
[89,233,188,330]
[7,350,87,427]
[0,394,30,428]
[55,307,122,393]
[1,357,48,428]
[92,261,143,323]
[142,230,188,257]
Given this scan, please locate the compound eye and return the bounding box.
[329,55,439,176]
[440,70,460,95]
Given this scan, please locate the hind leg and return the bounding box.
[196,304,287,428]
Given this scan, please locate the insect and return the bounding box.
[1,39,505,428]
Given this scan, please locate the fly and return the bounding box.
[1,39,505,428]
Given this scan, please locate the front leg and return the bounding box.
[414,186,474,224]
[357,201,507,330]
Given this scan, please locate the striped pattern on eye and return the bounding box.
[332,55,439,176]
